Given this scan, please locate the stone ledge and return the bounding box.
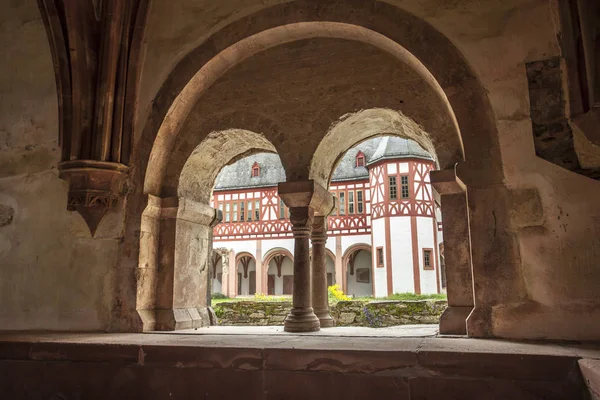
[579,359,600,400]
[0,333,590,399]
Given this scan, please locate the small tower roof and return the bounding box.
[368,136,432,165]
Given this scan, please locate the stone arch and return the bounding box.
[135,129,278,331]
[140,20,466,187]
[263,248,295,296]
[126,0,517,336]
[310,108,446,187]
[262,248,294,272]
[341,244,373,297]
[177,129,277,204]
[234,252,257,296]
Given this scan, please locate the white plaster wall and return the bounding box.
[341,234,372,254]
[389,216,414,293]
[267,257,293,295]
[325,239,336,255]
[215,240,257,259]
[371,218,387,297]
[326,255,336,285]
[237,259,256,296]
[261,238,294,259]
[212,259,223,293]
[347,249,373,297]
[417,216,438,294]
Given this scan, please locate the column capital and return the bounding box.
[311,215,328,244]
[430,168,467,195]
[278,180,335,216]
[177,197,222,227]
[289,207,313,239]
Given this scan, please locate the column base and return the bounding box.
[284,307,321,332]
[439,305,473,335]
[314,308,335,328]
[137,307,212,331]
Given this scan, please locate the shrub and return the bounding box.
[212,292,229,299]
[328,284,350,303]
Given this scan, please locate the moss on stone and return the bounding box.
[214,299,446,327]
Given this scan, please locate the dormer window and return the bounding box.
[355,151,365,168]
[251,162,260,178]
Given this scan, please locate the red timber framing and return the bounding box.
[212,179,373,241]
[369,158,435,220]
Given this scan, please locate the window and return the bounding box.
[376,247,384,268]
[389,176,397,200]
[240,201,245,221]
[279,198,286,219]
[254,199,260,221]
[251,162,260,178]
[401,175,410,199]
[357,190,364,214]
[225,203,231,223]
[339,192,345,215]
[232,203,238,222]
[423,249,433,270]
[247,201,253,221]
[348,191,355,214]
[355,151,365,167]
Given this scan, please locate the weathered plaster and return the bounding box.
[0,0,119,331]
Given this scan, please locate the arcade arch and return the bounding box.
[235,252,257,296]
[263,248,294,296]
[129,0,519,337]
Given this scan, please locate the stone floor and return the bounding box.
[169,324,440,337]
[1,331,599,399]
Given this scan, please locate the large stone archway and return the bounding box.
[310,110,474,334]
[135,129,278,331]
[119,0,519,337]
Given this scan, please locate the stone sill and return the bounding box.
[0,333,598,399]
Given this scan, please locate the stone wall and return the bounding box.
[213,300,447,327]
[214,301,291,326]
[331,300,446,327]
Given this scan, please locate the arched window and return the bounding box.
[251,162,260,177]
[355,151,365,167]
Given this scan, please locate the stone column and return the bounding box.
[137,196,221,331]
[311,216,335,327]
[430,169,474,335]
[278,180,335,333]
[285,206,320,332]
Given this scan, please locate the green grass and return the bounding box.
[211,295,291,305]
[354,292,447,302]
[211,292,445,306]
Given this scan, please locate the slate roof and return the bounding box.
[214,137,432,191]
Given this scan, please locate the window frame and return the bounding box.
[400,174,410,199]
[389,176,397,200]
[251,162,260,178]
[357,190,364,214]
[376,247,384,268]
[355,151,365,168]
[422,248,434,270]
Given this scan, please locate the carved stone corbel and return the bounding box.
[59,160,128,236]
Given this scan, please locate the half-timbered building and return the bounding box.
[211,137,444,298]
